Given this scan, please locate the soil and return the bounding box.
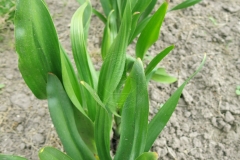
[1,0,240,159]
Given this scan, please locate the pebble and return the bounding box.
[193,138,202,148]
[33,133,45,144]
[19,143,26,150]
[156,138,166,147]
[167,147,177,159]
[16,124,24,132]
[182,123,190,132]
[225,111,235,123]
[223,124,231,133]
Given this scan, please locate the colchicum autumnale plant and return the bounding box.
[0,0,205,159]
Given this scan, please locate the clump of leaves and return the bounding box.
[0,0,205,160]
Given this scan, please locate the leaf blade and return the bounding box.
[39,147,73,160]
[114,59,149,160]
[136,2,168,59]
[145,54,206,151]
[169,0,202,12]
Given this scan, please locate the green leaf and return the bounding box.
[94,107,112,160]
[92,8,107,24]
[139,0,158,21]
[114,59,149,160]
[236,85,240,96]
[151,68,177,84]
[136,2,168,59]
[0,155,27,160]
[39,147,72,160]
[100,0,112,16]
[71,2,97,121]
[47,74,95,160]
[0,84,5,89]
[101,10,114,59]
[98,1,132,103]
[15,0,61,99]
[169,0,202,12]
[135,152,158,160]
[145,54,206,151]
[60,45,96,154]
[129,16,151,44]
[145,45,174,76]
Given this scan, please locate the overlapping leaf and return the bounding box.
[71,2,97,120]
[114,59,149,160]
[136,1,168,59]
[145,54,206,151]
[39,147,72,160]
[169,0,202,12]
[0,155,27,160]
[15,0,61,99]
[47,74,95,160]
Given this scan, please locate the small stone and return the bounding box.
[156,138,166,147]
[157,147,168,157]
[181,123,190,132]
[19,143,25,150]
[38,108,46,116]
[0,104,8,112]
[180,136,189,146]
[225,111,235,123]
[33,133,45,144]
[16,124,24,132]
[167,147,177,159]
[193,138,202,148]
[223,124,231,133]
[189,132,199,138]
[184,111,191,118]
[171,138,180,149]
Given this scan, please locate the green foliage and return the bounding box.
[1,0,204,160]
[0,0,15,24]
[236,85,240,96]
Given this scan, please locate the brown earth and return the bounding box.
[0,0,240,159]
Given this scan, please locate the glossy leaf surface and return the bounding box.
[47,74,95,160]
[15,0,61,99]
[145,54,206,151]
[114,59,149,160]
[151,68,177,84]
[136,2,168,59]
[39,147,72,160]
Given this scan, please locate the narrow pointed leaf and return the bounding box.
[47,74,95,160]
[136,2,168,59]
[98,1,131,103]
[101,10,114,59]
[71,2,97,121]
[95,107,112,160]
[169,0,202,12]
[145,45,174,76]
[39,147,72,160]
[151,68,177,84]
[15,0,61,99]
[100,0,112,16]
[114,59,149,160]
[0,155,27,160]
[145,54,206,151]
[135,152,158,160]
[139,0,158,21]
[92,8,107,24]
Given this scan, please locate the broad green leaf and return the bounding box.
[101,10,114,59]
[92,8,107,24]
[71,2,97,121]
[15,0,61,99]
[151,68,177,84]
[47,74,95,160]
[60,48,97,154]
[169,0,202,12]
[145,54,206,151]
[98,1,131,103]
[145,45,174,76]
[39,147,72,160]
[136,1,168,59]
[114,59,149,160]
[135,152,158,160]
[0,155,27,160]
